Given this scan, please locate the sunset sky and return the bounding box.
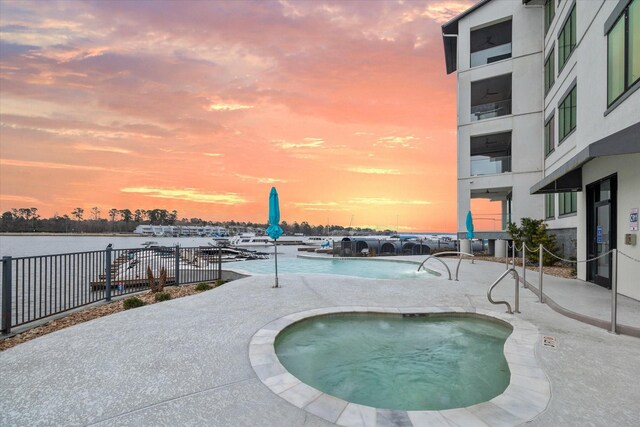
[0,0,475,231]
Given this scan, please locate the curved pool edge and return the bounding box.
[249,306,551,427]
[227,256,443,279]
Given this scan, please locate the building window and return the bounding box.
[544,48,555,94]
[558,85,576,141]
[545,0,555,34]
[558,5,576,70]
[559,191,577,215]
[607,0,640,106]
[470,19,512,68]
[545,194,555,219]
[545,114,555,156]
[470,132,512,176]
[470,74,512,121]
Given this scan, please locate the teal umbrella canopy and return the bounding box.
[466,210,475,239]
[266,187,283,240]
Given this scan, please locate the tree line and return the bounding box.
[0,207,390,236]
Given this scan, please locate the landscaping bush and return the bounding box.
[508,218,559,266]
[123,297,145,310]
[195,283,212,292]
[214,279,225,288]
[158,267,167,292]
[147,266,167,293]
[154,292,171,302]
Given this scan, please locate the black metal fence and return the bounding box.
[1,245,222,334]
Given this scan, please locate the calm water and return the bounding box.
[276,313,511,411]
[0,235,227,258]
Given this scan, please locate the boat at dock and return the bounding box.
[226,233,273,247]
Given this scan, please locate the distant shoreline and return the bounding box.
[0,233,139,237]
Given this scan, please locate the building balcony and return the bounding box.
[470,131,512,175]
[470,19,512,68]
[470,74,512,122]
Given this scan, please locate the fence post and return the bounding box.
[175,245,181,286]
[105,247,112,302]
[218,246,222,281]
[610,249,618,334]
[522,243,527,288]
[514,270,520,313]
[505,241,509,270]
[538,244,544,303]
[1,256,12,335]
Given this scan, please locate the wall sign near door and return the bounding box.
[596,225,603,244]
[631,208,638,231]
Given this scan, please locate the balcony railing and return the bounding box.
[470,43,512,68]
[471,99,512,121]
[470,155,511,176]
[472,213,512,231]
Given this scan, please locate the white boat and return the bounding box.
[302,236,333,247]
[228,233,273,247]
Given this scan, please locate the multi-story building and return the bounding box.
[443,0,545,257]
[443,0,639,300]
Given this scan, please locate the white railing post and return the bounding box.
[522,243,526,288]
[610,249,618,334]
[538,244,544,303]
[505,240,509,270]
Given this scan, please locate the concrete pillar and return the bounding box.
[460,239,471,253]
[488,239,496,256]
[495,239,507,257]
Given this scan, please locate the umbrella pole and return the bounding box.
[273,240,279,288]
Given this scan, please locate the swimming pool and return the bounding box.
[230,256,436,279]
[275,313,511,411]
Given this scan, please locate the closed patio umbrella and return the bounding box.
[466,210,475,240]
[266,187,283,288]
[466,210,475,261]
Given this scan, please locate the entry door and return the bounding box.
[587,175,617,288]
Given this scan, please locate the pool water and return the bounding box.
[231,257,435,280]
[275,313,511,411]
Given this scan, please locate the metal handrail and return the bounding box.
[417,251,475,281]
[487,268,520,314]
[416,256,452,280]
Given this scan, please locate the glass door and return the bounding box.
[587,175,617,288]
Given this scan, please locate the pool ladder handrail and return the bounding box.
[417,251,475,281]
[487,268,520,314]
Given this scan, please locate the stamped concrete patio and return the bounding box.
[1,257,639,426]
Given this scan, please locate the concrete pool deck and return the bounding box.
[1,257,639,426]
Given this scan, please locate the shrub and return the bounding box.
[147,266,155,291]
[195,283,212,292]
[508,218,559,266]
[123,297,145,310]
[154,292,171,302]
[147,266,167,293]
[214,279,225,288]
[158,267,167,292]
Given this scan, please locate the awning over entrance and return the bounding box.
[530,122,640,194]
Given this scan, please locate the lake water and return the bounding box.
[0,233,456,258]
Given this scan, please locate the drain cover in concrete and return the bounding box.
[542,335,558,349]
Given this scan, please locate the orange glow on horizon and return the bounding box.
[0,0,477,231]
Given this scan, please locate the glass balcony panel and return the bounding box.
[470,155,512,176]
[470,43,512,67]
[470,99,512,121]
